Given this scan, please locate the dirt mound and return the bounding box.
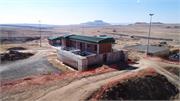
[0,50,34,63]
[0,37,40,43]
[93,74,179,100]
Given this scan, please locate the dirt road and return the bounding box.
[33,58,179,101]
[1,57,178,101]
[35,70,131,101]
[137,58,180,88]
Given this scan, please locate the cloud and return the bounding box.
[137,0,140,3]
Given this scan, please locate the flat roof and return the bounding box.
[124,45,169,54]
[63,34,115,44]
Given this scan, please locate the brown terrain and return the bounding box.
[0,23,179,100]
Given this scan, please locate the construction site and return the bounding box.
[0,21,179,101]
[0,0,180,100]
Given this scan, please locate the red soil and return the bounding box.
[90,67,157,101]
[1,64,118,93]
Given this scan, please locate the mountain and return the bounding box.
[0,24,57,29]
[134,22,148,25]
[80,20,111,27]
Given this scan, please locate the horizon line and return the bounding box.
[0,22,180,26]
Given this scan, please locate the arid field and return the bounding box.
[0,23,179,101]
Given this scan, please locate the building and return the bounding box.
[48,36,63,46]
[49,34,128,71]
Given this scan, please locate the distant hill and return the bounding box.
[80,20,111,27]
[0,24,57,29]
[152,22,164,24]
[134,22,164,25]
[134,22,148,25]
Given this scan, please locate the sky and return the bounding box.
[0,0,179,25]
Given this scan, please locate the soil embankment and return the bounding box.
[90,73,179,100]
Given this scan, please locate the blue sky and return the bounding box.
[0,0,179,25]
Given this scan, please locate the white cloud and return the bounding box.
[137,0,140,3]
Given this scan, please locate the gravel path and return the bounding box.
[140,59,180,88]
[133,58,180,89]
[0,50,60,82]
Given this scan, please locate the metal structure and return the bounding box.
[39,20,42,47]
[146,13,154,55]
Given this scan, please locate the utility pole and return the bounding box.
[0,26,1,64]
[146,13,154,56]
[39,20,42,47]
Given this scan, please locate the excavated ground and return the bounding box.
[7,47,27,51]
[1,54,179,101]
[0,50,34,63]
[91,74,179,100]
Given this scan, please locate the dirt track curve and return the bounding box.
[36,70,130,101]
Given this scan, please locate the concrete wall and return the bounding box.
[86,54,104,67]
[57,48,128,71]
[57,49,88,71]
[106,50,127,64]
[57,50,78,68]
